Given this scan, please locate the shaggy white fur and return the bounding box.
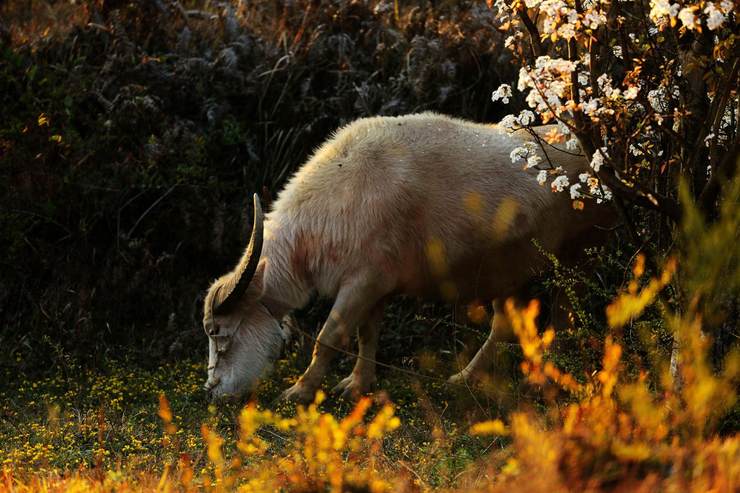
[204,112,613,402]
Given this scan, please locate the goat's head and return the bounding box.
[202,194,288,401]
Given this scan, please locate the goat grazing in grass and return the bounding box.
[202,112,614,403]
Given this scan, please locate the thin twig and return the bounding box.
[126,183,178,238]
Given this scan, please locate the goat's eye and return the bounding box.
[215,337,231,354]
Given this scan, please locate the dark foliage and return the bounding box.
[0,0,513,372]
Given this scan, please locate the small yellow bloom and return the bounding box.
[470,419,509,436]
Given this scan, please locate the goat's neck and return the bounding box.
[259,219,312,317]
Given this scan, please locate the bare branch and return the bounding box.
[517,8,544,59]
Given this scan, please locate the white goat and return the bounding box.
[202,112,613,402]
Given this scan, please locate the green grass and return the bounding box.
[0,331,512,487]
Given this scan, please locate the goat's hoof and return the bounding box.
[447,370,472,386]
[279,383,317,405]
[332,374,375,400]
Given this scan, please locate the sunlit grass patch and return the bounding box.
[2,278,738,492]
[0,359,210,472]
[0,348,496,489]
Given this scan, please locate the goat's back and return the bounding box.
[269,113,612,300]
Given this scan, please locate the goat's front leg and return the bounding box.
[332,301,385,399]
[280,279,383,404]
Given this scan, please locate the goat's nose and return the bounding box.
[204,384,218,403]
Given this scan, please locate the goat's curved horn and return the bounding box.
[213,194,264,314]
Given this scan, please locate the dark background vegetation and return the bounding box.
[1,0,529,376]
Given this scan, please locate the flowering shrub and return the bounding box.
[489,0,737,223]
[471,293,738,492]
[199,392,402,492]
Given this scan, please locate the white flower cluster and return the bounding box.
[579,172,613,203]
[597,74,621,99]
[649,0,680,26]
[704,2,728,30]
[650,0,729,30]
[537,169,549,185]
[566,136,580,151]
[517,57,578,121]
[551,164,603,200]
[491,84,512,104]
[500,114,519,130]
[516,52,643,125]
[581,98,601,117]
[623,84,640,100]
[551,174,570,192]
[509,144,530,163]
[647,86,670,113]
[582,8,607,30]
[536,56,578,74]
[539,0,578,38]
[590,147,608,172]
[532,0,608,40]
[509,142,543,169]
[519,110,536,126]
[593,185,613,203]
[512,0,607,39]
[565,136,578,151]
[499,110,538,131]
[678,7,699,29]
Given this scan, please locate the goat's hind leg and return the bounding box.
[332,301,384,400]
[448,299,516,386]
